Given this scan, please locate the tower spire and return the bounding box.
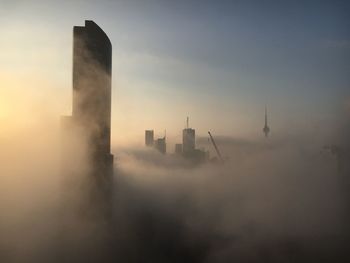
[263,106,270,138]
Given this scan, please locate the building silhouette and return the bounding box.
[155,137,166,154]
[144,118,207,162]
[145,130,154,146]
[144,129,166,154]
[263,106,270,137]
[183,117,195,154]
[181,117,207,163]
[62,20,113,218]
[73,20,113,170]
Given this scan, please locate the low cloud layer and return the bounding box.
[111,136,347,262]
[1,114,349,262]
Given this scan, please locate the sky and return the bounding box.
[0,0,349,147]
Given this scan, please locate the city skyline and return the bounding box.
[1,0,349,147]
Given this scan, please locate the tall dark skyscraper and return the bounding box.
[61,21,113,219]
[72,20,113,177]
[59,21,114,258]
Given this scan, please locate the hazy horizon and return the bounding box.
[1,0,349,149]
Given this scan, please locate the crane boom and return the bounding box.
[208,131,223,162]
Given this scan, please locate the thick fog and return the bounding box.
[1,45,349,262]
[1,108,349,263]
[112,135,348,262]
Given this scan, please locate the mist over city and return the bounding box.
[1,1,350,262]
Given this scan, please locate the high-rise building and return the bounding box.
[145,130,154,146]
[155,137,166,154]
[62,21,113,219]
[59,22,114,255]
[72,20,113,175]
[183,118,195,154]
[183,128,195,153]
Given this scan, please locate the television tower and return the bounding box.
[263,106,270,137]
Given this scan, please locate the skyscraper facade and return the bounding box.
[72,20,113,176]
[60,21,114,255]
[155,137,166,154]
[145,130,154,146]
[61,21,114,221]
[182,128,195,154]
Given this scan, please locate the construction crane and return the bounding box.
[208,131,223,163]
